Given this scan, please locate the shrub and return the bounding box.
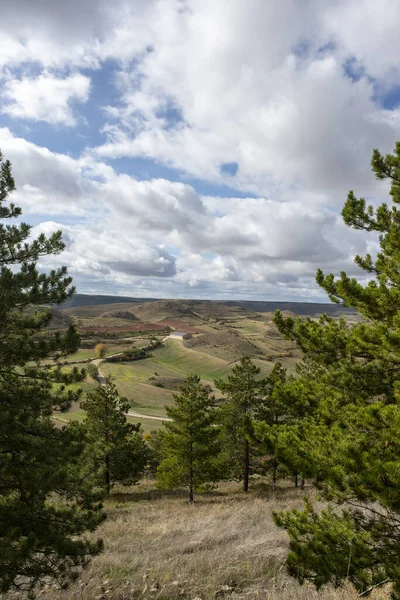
[95,343,107,358]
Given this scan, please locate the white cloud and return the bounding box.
[2,73,91,126]
[88,0,400,204]
[0,128,374,300]
[0,1,397,300]
[322,0,400,84]
[0,0,156,69]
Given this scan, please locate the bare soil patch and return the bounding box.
[80,323,168,334]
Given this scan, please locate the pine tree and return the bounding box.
[0,152,103,596]
[273,142,400,598]
[215,357,267,492]
[157,374,220,502]
[81,382,148,494]
[252,362,289,488]
[254,359,323,488]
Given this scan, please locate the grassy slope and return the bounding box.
[56,310,300,426]
[151,339,228,377]
[53,302,308,428]
[24,480,390,600]
[129,382,175,413]
[64,302,139,317]
[55,410,165,434]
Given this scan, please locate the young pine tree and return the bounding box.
[252,362,288,488]
[81,382,148,494]
[273,142,400,598]
[157,374,220,502]
[254,359,322,489]
[0,152,103,596]
[215,356,267,492]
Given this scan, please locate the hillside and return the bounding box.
[100,310,138,320]
[132,300,203,322]
[64,302,140,318]
[27,306,75,329]
[20,480,389,600]
[59,294,157,309]
[184,329,262,361]
[59,294,358,318]
[221,300,356,317]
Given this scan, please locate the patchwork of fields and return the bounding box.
[52,298,306,431]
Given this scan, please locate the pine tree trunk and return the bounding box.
[243,439,250,492]
[272,458,278,491]
[294,472,298,488]
[105,453,111,495]
[189,467,194,503]
[189,440,194,503]
[300,477,305,489]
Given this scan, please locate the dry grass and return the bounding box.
[14,481,391,600]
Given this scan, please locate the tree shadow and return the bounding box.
[110,487,188,504]
[108,479,312,506]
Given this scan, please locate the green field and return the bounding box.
[151,340,228,377]
[101,362,150,385]
[128,416,165,434]
[51,301,306,429]
[101,360,177,413]
[53,408,165,435]
[45,344,134,365]
[103,340,231,381]
[64,348,98,361]
[129,382,175,415]
[227,318,267,335]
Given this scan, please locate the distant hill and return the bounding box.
[132,300,201,322]
[220,300,356,317]
[184,330,262,361]
[59,294,356,318]
[33,306,74,329]
[64,303,134,318]
[131,299,259,323]
[59,294,157,309]
[100,310,138,321]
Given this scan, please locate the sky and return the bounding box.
[1,0,399,302]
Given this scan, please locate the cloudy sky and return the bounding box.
[1,0,399,301]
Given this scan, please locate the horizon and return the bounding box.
[68,292,344,306]
[1,1,397,301]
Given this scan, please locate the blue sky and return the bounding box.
[1,0,399,301]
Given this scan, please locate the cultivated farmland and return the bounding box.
[51,297,331,427]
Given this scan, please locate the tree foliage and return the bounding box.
[215,357,267,491]
[254,359,323,487]
[0,152,103,596]
[95,343,107,359]
[273,143,400,598]
[81,382,148,494]
[157,374,220,502]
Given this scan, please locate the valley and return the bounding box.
[51,296,348,432]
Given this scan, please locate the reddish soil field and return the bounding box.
[80,323,169,334]
[159,319,205,334]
